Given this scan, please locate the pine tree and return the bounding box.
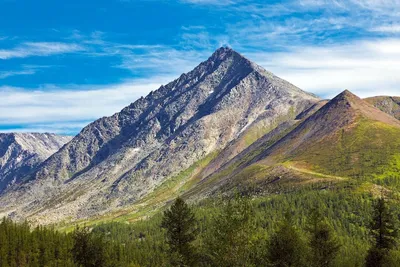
[307,209,341,267]
[365,197,398,267]
[0,218,10,267]
[161,197,198,267]
[71,226,110,267]
[267,213,307,267]
[205,194,257,267]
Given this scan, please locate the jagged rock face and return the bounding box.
[365,96,400,120]
[0,133,72,192]
[0,47,319,224]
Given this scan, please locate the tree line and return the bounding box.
[161,195,398,267]
[0,193,398,266]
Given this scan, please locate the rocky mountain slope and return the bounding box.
[196,90,400,197]
[0,133,71,192]
[365,96,400,120]
[0,47,320,224]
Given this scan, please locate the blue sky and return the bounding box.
[1,0,400,134]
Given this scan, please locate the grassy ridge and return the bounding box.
[291,118,400,179]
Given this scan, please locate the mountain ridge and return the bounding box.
[2,48,400,227]
[253,90,400,171]
[0,47,320,224]
[200,89,400,195]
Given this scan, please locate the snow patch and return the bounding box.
[15,155,23,163]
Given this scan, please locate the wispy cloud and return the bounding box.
[350,0,400,13]
[371,24,400,33]
[60,30,208,76]
[0,42,84,59]
[246,38,400,98]
[180,0,400,50]
[0,65,50,79]
[180,0,239,6]
[113,46,211,76]
[0,69,35,79]
[0,76,174,133]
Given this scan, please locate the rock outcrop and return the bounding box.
[365,96,400,120]
[0,133,71,192]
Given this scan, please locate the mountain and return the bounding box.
[365,96,400,120]
[0,133,72,192]
[0,47,320,224]
[197,90,400,196]
[259,90,400,173]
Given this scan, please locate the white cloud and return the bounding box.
[245,38,400,98]
[195,0,400,49]
[59,30,212,76]
[115,46,211,75]
[298,0,400,13]
[0,76,174,133]
[0,69,35,79]
[350,0,400,12]
[180,0,239,5]
[0,65,50,79]
[371,24,400,33]
[0,42,84,59]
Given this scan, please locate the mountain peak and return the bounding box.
[207,46,244,64]
[206,47,285,82]
[333,89,360,103]
[245,90,400,178]
[340,89,355,96]
[214,45,233,53]
[314,90,400,128]
[0,46,320,224]
[325,90,371,116]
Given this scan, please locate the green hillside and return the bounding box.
[290,118,400,179]
[241,90,400,181]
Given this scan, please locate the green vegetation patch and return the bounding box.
[293,119,400,179]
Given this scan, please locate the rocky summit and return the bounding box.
[0,47,320,224]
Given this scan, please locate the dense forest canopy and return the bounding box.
[1,180,400,266]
